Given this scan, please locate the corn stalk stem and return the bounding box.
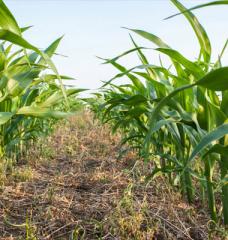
[205,157,217,222]
[220,156,228,226]
[184,170,194,203]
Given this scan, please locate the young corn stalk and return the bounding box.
[0,0,83,168]
[92,0,228,226]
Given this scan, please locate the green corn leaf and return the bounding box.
[170,0,211,65]
[125,27,188,76]
[20,26,33,33]
[122,95,147,106]
[125,28,170,48]
[122,106,147,118]
[38,36,64,65]
[196,67,228,91]
[0,112,14,125]
[0,0,21,35]
[0,31,67,106]
[39,88,86,108]
[101,47,147,64]
[130,35,149,65]
[144,67,228,151]
[16,106,72,119]
[146,66,228,131]
[130,35,158,80]
[166,1,228,20]
[203,144,228,158]
[189,124,228,162]
[0,29,40,53]
[156,48,204,77]
[104,63,175,88]
[6,70,40,97]
[215,39,228,68]
[221,91,228,116]
[145,83,195,136]
[143,83,201,153]
[41,74,74,82]
[28,37,63,64]
[102,61,146,93]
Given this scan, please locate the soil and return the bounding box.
[0,111,226,239]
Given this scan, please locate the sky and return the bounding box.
[4,0,228,91]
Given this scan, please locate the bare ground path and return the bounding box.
[0,111,224,239]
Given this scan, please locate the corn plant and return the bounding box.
[92,0,228,226]
[0,0,83,162]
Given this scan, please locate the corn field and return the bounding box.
[0,1,82,171]
[89,0,228,226]
[0,0,228,237]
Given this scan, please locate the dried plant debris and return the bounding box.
[0,112,227,239]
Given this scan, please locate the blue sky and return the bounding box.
[5,0,228,90]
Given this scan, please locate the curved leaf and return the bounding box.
[0,0,21,35]
[196,67,228,91]
[189,124,228,162]
[166,1,228,20]
[170,0,211,65]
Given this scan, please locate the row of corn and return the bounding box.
[89,0,228,226]
[0,1,83,168]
